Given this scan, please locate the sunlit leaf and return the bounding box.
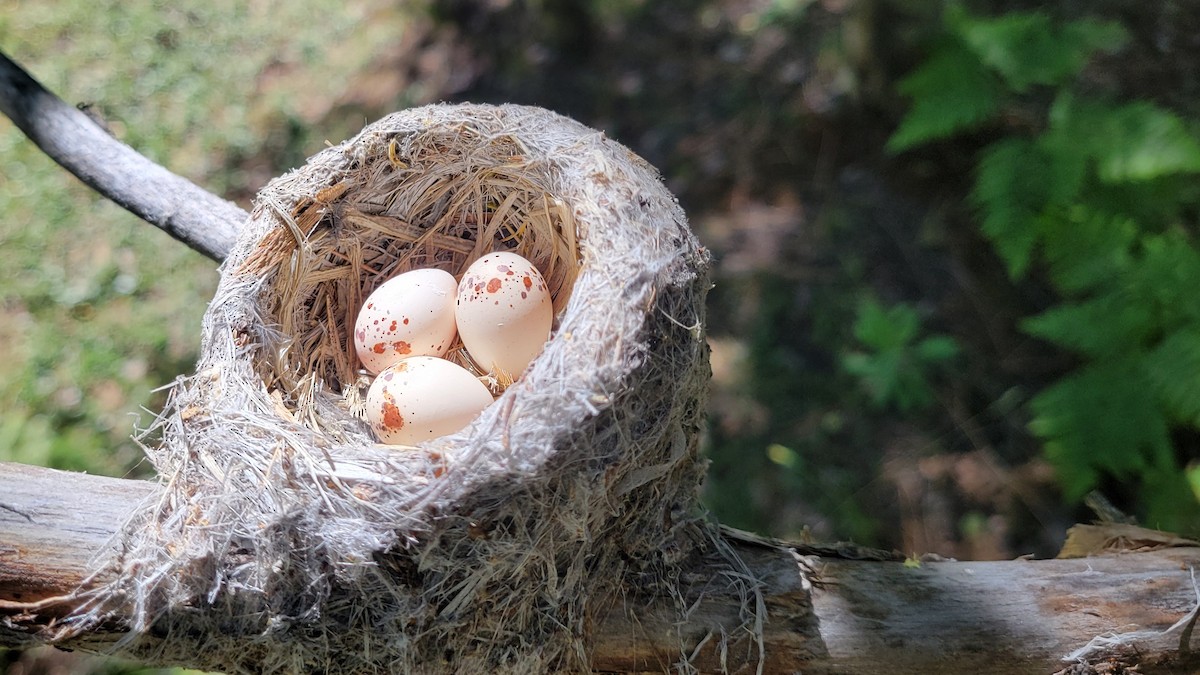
[1095,103,1200,182]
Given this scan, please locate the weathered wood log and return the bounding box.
[4,462,1200,674]
[0,51,246,261]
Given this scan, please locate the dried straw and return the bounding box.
[68,103,755,673]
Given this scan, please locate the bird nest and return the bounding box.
[73,103,742,673]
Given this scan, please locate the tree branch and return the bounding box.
[0,51,245,262]
[4,462,1200,673]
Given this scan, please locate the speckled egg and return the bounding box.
[455,251,553,378]
[354,268,458,374]
[365,356,495,445]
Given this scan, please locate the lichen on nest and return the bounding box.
[66,103,760,674]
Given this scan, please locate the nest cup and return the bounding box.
[93,104,725,673]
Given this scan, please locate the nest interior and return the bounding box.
[240,119,582,401]
[73,104,756,674]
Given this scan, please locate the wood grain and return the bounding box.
[809,551,1200,674]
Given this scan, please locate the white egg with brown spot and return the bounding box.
[365,356,494,445]
[354,268,458,374]
[455,251,553,378]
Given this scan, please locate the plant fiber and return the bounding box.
[69,104,750,673]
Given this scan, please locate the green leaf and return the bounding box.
[914,335,960,363]
[954,11,1127,92]
[1141,464,1200,533]
[1049,96,1200,182]
[1144,330,1200,426]
[1034,107,1092,204]
[1029,232,1200,358]
[1187,463,1200,504]
[843,300,958,412]
[1127,234,1200,329]
[971,139,1060,277]
[1095,103,1200,182]
[1030,358,1172,501]
[1060,18,1130,59]
[1022,293,1152,358]
[888,40,1004,151]
[841,351,891,408]
[852,298,920,350]
[843,345,937,412]
[1038,205,1137,293]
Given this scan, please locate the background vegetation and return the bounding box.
[3,0,1200,671]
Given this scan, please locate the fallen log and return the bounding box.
[4,462,1200,674]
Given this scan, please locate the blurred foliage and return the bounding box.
[842,298,959,412]
[892,4,1200,531]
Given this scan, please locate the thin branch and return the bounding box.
[0,51,245,262]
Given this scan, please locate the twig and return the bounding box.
[0,50,245,262]
[1180,566,1199,656]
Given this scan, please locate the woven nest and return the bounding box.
[76,104,745,673]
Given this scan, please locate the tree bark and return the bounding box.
[0,51,246,262]
[4,462,1200,674]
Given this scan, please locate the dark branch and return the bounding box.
[0,51,245,262]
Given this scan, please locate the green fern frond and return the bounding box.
[1047,95,1200,182]
[952,10,1127,92]
[1144,330,1200,426]
[1022,293,1152,358]
[1127,234,1200,329]
[888,40,1004,152]
[971,139,1050,277]
[1038,205,1137,293]
[892,4,1200,521]
[1095,103,1200,182]
[1023,234,1200,358]
[1030,358,1171,500]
